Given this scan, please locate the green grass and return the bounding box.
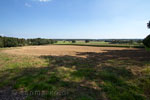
[0,49,150,100]
[99,70,145,100]
[56,41,109,45]
[55,41,144,48]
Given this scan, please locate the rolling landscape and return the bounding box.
[0,39,150,100]
[0,0,150,100]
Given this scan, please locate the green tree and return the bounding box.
[0,36,4,47]
[0,36,55,48]
[17,38,26,46]
[143,21,150,48]
[85,40,90,43]
[143,35,150,48]
[3,37,19,47]
[27,38,54,45]
[72,40,76,43]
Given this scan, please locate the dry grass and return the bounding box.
[0,45,150,100]
[1,45,137,57]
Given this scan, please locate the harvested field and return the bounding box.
[0,45,150,100]
[1,45,138,57]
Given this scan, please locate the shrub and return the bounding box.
[72,40,76,43]
[85,40,90,43]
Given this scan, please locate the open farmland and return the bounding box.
[55,41,143,48]
[1,45,135,57]
[0,45,150,100]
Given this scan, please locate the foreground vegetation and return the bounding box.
[0,47,150,100]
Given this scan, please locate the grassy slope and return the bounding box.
[0,48,150,100]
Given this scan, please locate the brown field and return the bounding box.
[1,45,138,57]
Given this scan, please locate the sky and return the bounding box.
[0,0,150,39]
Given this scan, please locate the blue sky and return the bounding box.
[0,0,150,39]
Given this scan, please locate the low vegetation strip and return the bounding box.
[54,43,144,48]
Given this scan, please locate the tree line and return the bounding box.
[105,40,141,44]
[0,36,56,48]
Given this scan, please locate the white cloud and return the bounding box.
[25,3,32,7]
[31,0,52,3]
[39,0,50,2]
[37,0,52,2]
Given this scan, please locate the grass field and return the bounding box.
[56,41,109,45]
[0,45,150,100]
[55,41,144,48]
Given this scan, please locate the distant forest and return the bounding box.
[0,36,56,47]
[0,35,149,48]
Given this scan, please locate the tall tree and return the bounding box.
[143,21,150,48]
[0,36,4,47]
[147,21,150,28]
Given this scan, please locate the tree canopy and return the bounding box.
[0,36,56,48]
[143,35,150,48]
[147,21,150,29]
[143,21,150,48]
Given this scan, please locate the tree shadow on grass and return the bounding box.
[40,48,150,100]
[0,48,149,100]
[0,67,103,100]
[77,48,150,62]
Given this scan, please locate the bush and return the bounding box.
[72,40,76,43]
[85,40,90,43]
